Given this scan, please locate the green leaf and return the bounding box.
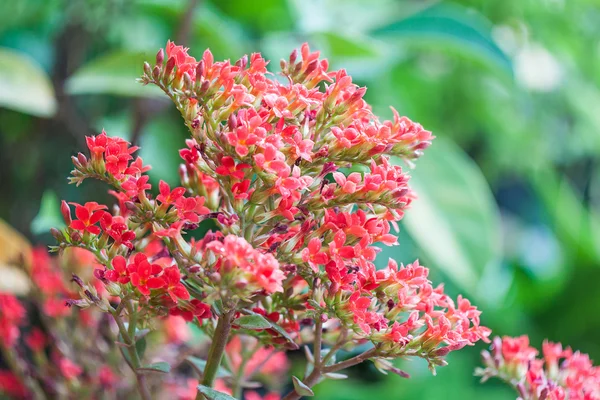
[292,376,315,397]
[186,356,231,378]
[240,309,299,349]
[65,50,163,98]
[372,3,512,76]
[31,190,64,235]
[0,47,57,117]
[196,384,238,400]
[137,361,171,374]
[400,137,502,296]
[234,314,272,329]
[316,32,378,58]
[136,336,147,361]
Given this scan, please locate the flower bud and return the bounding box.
[50,227,65,242]
[143,61,152,77]
[61,201,72,226]
[156,48,164,66]
[152,65,161,81]
[105,281,122,297]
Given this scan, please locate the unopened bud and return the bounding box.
[195,60,205,82]
[280,59,287,71]
[143,61,152,77]
[156,48,164,66]
[228,113,237,131]
[105,281,122,297]
[77,152,88,165]
[164,56,176,81]
[50,228,65,242]
[152,65,161,81]
[235,54,248,69]
[61,201,72,226]
[71,274,84,288]
[304,60,318,77]
[289,49,298,64]
[183,72,193,90]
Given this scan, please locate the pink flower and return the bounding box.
[253,144,290,177]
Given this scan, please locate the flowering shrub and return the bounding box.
[477,336,600,400]
[1,42,493,399]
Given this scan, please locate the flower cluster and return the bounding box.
[477,336,600,400]
[39,41,487,400]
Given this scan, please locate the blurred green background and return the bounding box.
[1,0,599,398]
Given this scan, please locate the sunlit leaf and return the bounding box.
[372,3,513,76]
[399,138,502,295]
[31,190,64,235]
[0,47,57,117]
[66,51,163,97]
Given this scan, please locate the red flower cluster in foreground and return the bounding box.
[477,336,600,400]
[29,41,490,399]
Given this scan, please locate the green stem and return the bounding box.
[197,309,235,398]
[110,304,151,400]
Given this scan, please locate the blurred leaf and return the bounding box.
[197,385,237,400]
[531,169,600,263]
[139,116,186,184]
[316,32,378,58]
[400,137,502,295]
[66,51,163,97]
[186,356,231,378]
[137,361,171,374]
[0,47,57,117]
[234,314,272,329]
[31,190,64,235]
[372,3,513,76]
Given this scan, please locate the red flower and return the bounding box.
[122,175,151,199]
[69,202,108,235]
[215,156,251,179]
[301,238,329,271]
[170,299,212,322]
[100,215,136,249]
[174,196,209,223]
[128,253,165,296]
[162,265,190,303]
[0,293,25,348]
[105,256,130,284]
[25,328,46,352]
[58,358,82,381]
[0,371,27,399]
[157,180,186,206]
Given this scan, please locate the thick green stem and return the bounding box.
[198,309,235,398]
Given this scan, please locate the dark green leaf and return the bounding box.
[0,47,57,117]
